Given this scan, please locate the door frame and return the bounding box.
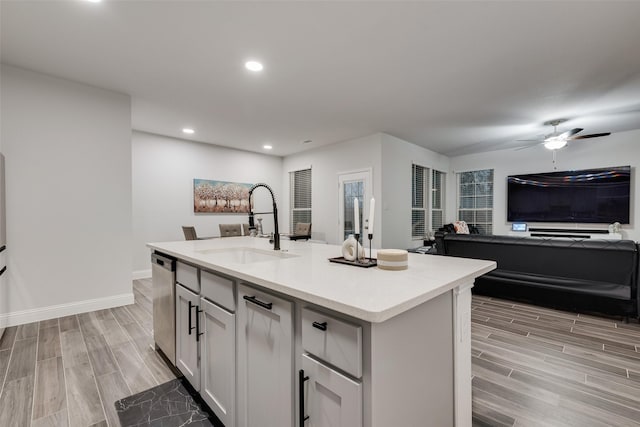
[337,168,372,243]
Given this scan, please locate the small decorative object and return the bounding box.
[329,198,377,267]
[377,249,408,271]
[453,220,470,234]
[193,179,252,213]
[612,222,621,234]
[329,231,377,268]
[341,234,364,261]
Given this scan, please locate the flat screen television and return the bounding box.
[507,166,631,224]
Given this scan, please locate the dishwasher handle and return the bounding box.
[151,253,175,271]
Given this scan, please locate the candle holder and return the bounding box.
[328,230,377,268]
[354,233,361,263]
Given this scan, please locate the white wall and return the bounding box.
[132,131,283,274]
[0,65,133,324]
[282,134,383,246]
[449,128,640,241]
[380,134,451,249]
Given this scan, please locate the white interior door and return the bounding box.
[338,170,372,242]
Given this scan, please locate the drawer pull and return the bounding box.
[312,321,327,331]
[243,295,273,310]
[188,301,195,335]
[195,306,203,342]
[299,369,310,425]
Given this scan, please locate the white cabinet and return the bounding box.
[301,307,362,378]
[300,308,363,427]
[200,297,236,427]
[301,354,362,427]
[176,272,237,427]
[177,261,200,293]
[237,284,293,427]
[175,283,200,389]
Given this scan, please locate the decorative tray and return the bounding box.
[328,257,378,268]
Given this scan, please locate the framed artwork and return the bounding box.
[193,179,252,213]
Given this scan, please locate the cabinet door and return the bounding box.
[237,284,293,427]
[175,284,200,390]
[200,298,236,427]
[301,354,362,427]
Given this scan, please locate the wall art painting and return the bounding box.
[193,179,252,213]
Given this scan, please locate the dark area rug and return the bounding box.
[115,378,218,426]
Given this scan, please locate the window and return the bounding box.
[412,164,427,239]
[412,165,446,239]
[431,169,445,232]
[457,169,493,234]
[289,168,312,234]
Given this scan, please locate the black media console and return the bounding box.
[527,228,610,239]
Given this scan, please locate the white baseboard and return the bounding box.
[0,293,135,327]
[133,269,151,280]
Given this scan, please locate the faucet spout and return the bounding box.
[248,183,280,250]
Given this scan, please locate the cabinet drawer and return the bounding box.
[201,270,235,311]
[302,307,362,378]
[176,261,199,293]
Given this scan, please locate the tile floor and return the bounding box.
[0,279,176,427]
[1,280,639,426]
[471,295,640,427]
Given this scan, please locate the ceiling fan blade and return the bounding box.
[556,128,583,140]
[514,143,541,151]
[570,132,611,140]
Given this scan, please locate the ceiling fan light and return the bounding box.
[544,137,568,150]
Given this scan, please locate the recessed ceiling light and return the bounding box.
[86,0,102,3]
[245,61,264,72]
[182,128,195,134]
[263,144,273,150]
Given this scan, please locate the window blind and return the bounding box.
[431,169,445,232]
[412,164,427,239]
[289,168,312,234]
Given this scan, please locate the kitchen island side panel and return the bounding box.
[369,290,454,427]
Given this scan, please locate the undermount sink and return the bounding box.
[196,247,299,264]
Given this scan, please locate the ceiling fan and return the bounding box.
[519,118,611,150]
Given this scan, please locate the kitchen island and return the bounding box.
[148,236,495,427]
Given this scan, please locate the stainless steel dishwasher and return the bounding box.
[151,252,176,364]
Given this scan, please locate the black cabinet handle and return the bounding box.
[312,321,327,331]
[243,295,273,310]
[299,369,310,426]
[188,301,195,335]
[195,306,203,342]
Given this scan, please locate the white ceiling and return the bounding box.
[2,1,640,157]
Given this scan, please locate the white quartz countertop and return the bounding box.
[147,237,496,323]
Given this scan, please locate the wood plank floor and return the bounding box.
[0,279,177,427]
[471,295,640,427]
[2,281,639,426]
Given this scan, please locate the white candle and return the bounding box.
[368,197,375,234]
[354,197,359,234]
